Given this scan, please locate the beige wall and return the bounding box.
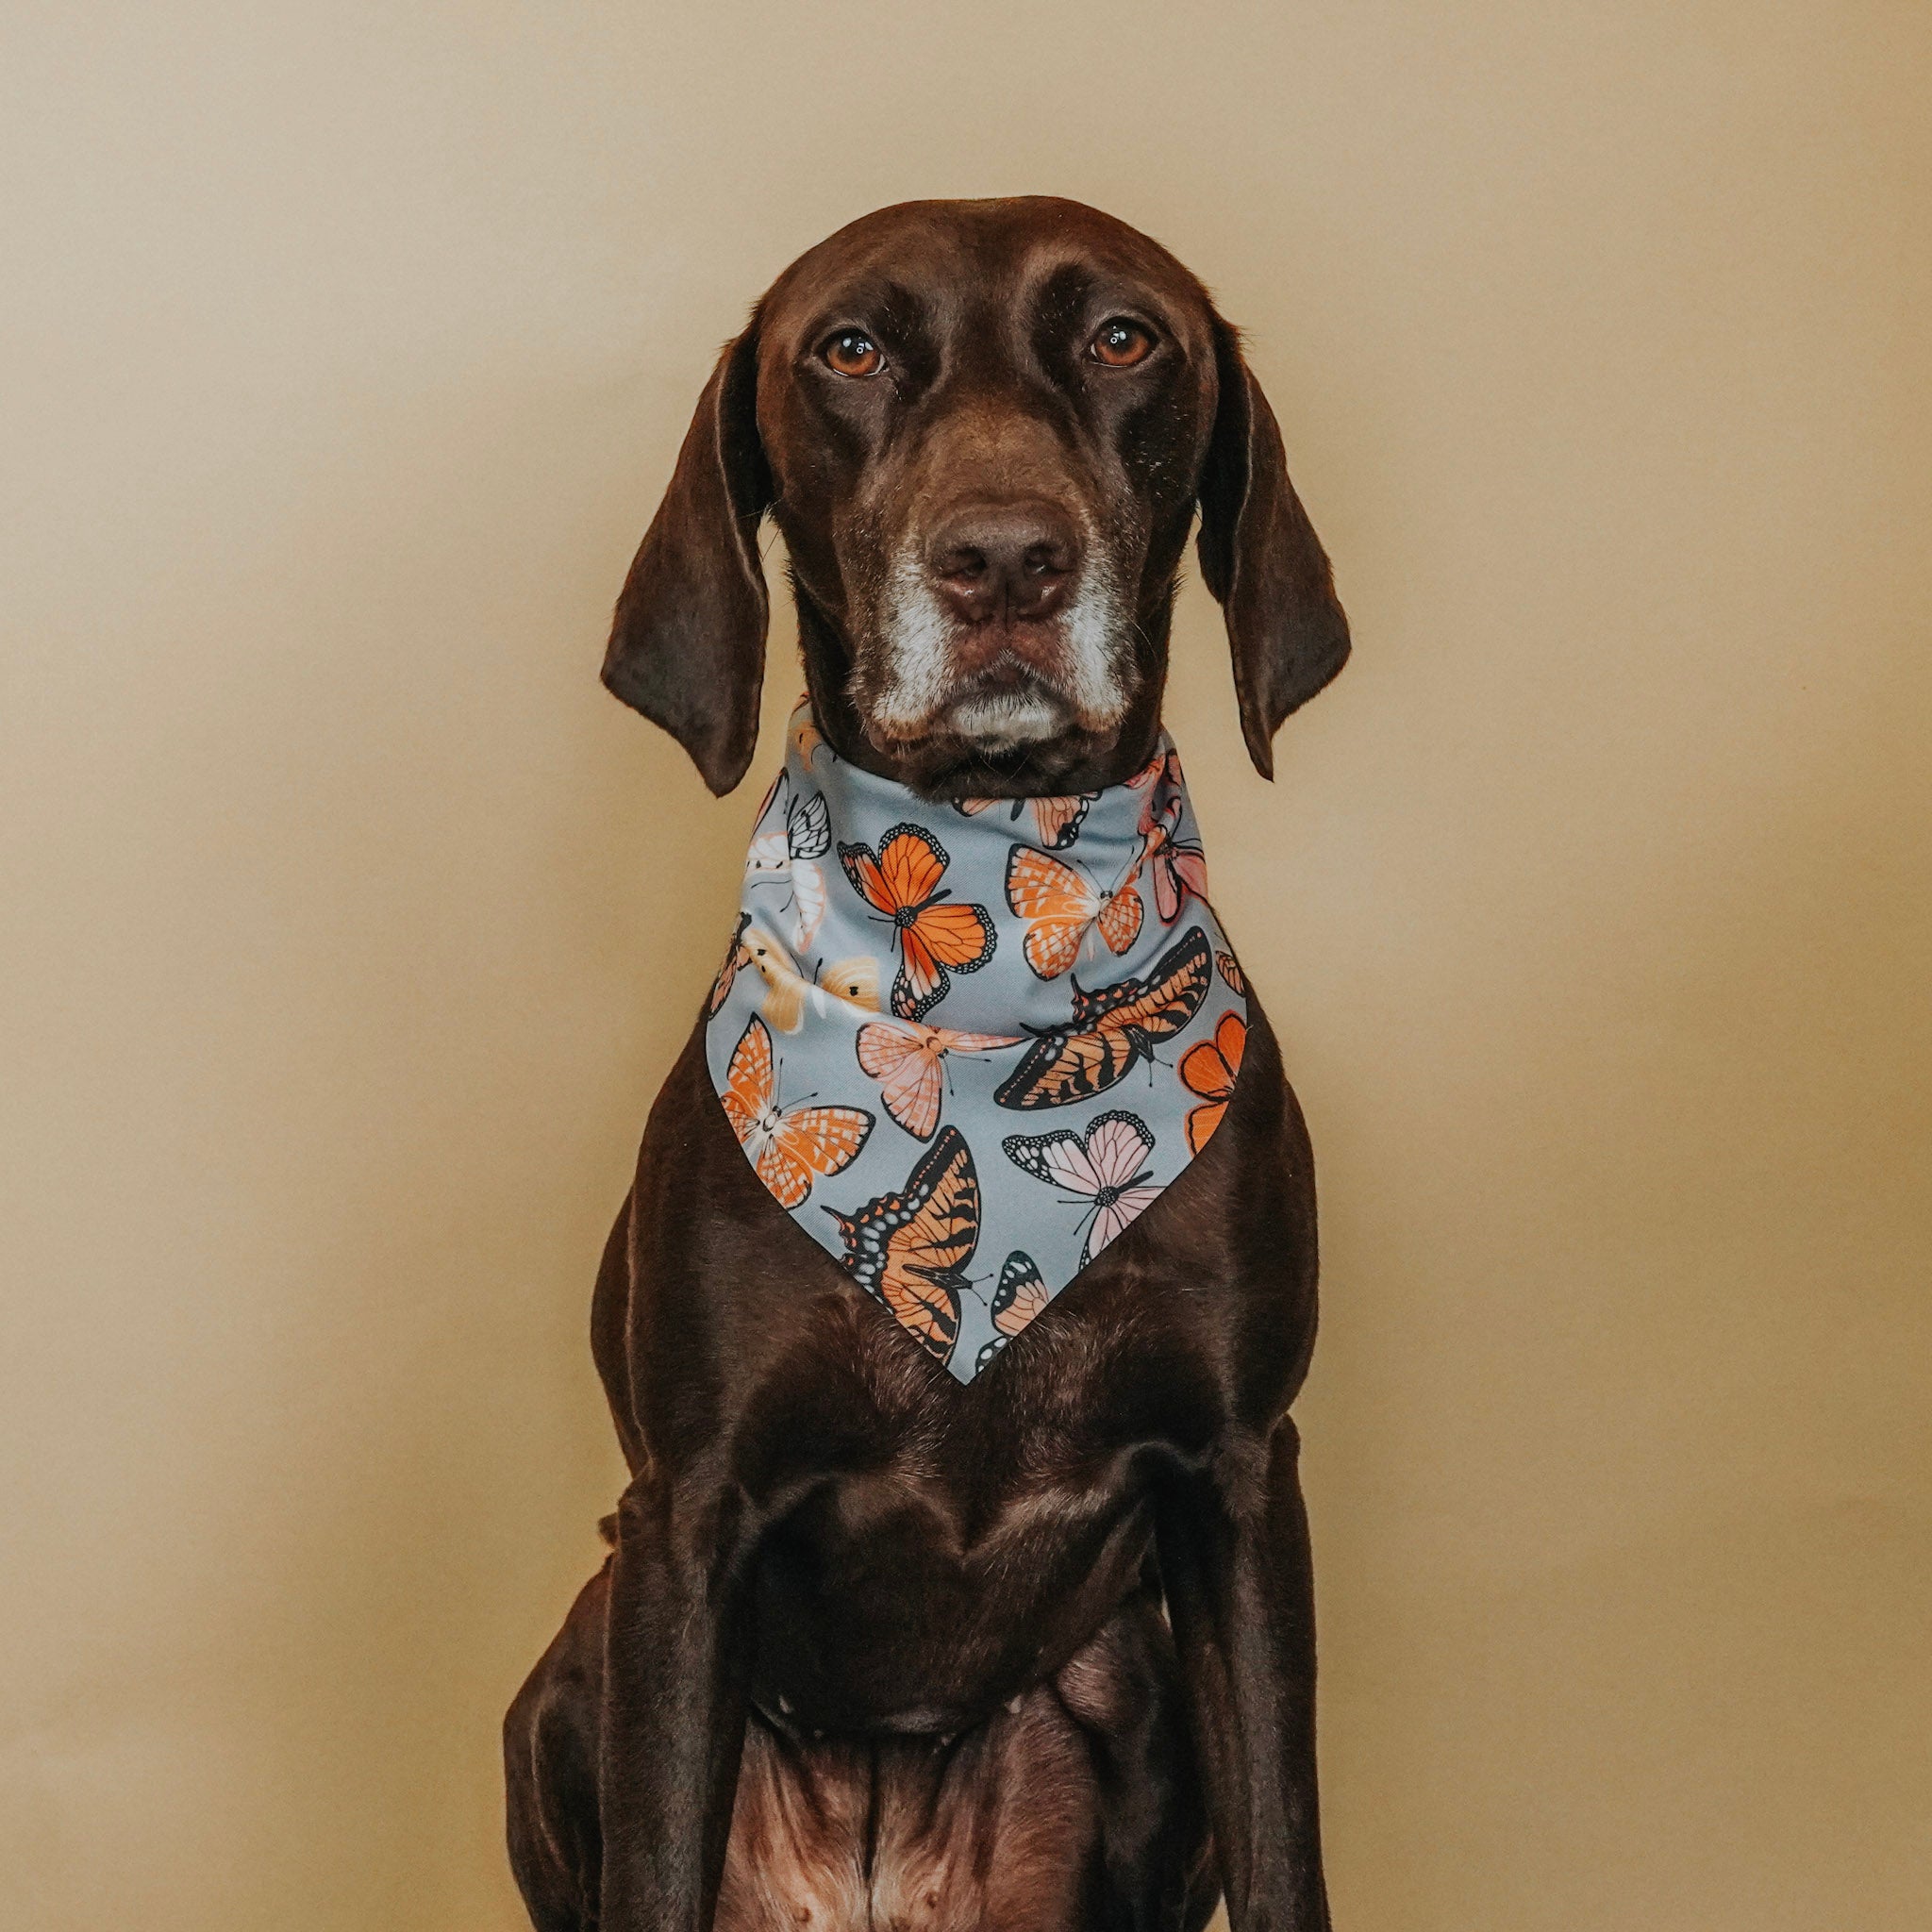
[4,4,1927,1927]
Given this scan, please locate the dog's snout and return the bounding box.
[927,503,1082,625]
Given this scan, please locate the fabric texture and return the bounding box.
[703,702,1250,1383]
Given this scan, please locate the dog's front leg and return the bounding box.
[598,1467,753,1932]
[1158,1415,1330,1932]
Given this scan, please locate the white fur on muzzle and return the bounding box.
[864,546,1132,751]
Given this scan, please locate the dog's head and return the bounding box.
[604,196,1348,797]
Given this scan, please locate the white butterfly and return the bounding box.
[1001,1110,1164,1265]
[740,924,880,1035]
[746,785,832,948]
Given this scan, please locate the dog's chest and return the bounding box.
[742,1445,1157,1734]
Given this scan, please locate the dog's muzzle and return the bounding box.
[867,503,1130,754]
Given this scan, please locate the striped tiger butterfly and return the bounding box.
[824,1125,980,1364]
[993,926,1214,1111]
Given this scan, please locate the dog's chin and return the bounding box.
[863,690,1123,800]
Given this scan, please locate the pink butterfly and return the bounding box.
[1000,1110,1164,1265]
[855,1019,1021,1141]
[1141,798,1209,924]
[1127,751,1208,923]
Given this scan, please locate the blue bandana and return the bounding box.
[704,704,1249,1382]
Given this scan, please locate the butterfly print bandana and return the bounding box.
[703,701,1249,1384]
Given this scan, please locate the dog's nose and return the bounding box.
[926,503,1081,625]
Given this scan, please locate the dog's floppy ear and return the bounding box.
[1195,316,1351,778]
[603,324,774,795]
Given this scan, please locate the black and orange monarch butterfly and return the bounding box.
[824,1124,980,1363]
[838,823,997,1021]
[993,926,1215,1111]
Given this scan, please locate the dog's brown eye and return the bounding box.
[823,330,885,377]
[1089,319,1155,368]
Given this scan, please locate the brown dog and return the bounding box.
[504,196,1349,1932]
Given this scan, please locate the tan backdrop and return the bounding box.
[3,4,1926,1928]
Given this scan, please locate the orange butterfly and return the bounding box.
[1179,1009,1246,1154]
[1214,949,1246,996]
[839,824,996,1020]
[824,1125,980,1362]
[994,926,1213,1111]
[1006,845,1144,979]
[990,1249,1051,1338]
[855,1019,1021,1141]
[956,791,1094,851]
[719,1016,874,1208]
[974,1252,1051,1375]
[973,1250,1051,1373]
